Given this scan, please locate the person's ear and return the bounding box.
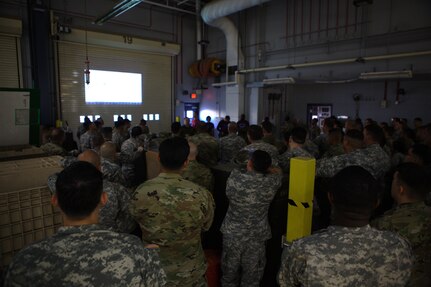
[100,192,108,207]
[51,194,58,207]
[183,159,190,169]
[246,159,253,171]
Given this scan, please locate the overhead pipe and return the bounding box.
[196,0,202,60]
[238,50,431,74]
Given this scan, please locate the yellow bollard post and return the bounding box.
[286,157,316,243]
[55,120,62,128]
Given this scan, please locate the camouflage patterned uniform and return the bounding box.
[189,133,220,167]
[322,143,344,158]
[278,147,313,174]
[120,137,143,183]
[316,144,390,179]
[278,225,413,286]
[101,157,125,184]
[371,201,431,286]
[112,129,128,151]
[130,173,215,287]
[303,139,320,158]
[234,141,280,167]
[221,168,282,287]
[40,142,67,156]
[181,160,214,193]
[101,180,137,233]
[79,131,95,152]
[4,224,166,286]
[219,133,247,163]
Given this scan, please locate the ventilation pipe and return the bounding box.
[201,0,270,121]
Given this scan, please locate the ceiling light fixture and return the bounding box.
[94,0,142,25]
[359,70,412,80]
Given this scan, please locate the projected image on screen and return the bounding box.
[85,70,142,104]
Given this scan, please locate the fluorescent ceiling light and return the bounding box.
[359,70,412,80]
[263,77,296,84]
[94,0,142,25]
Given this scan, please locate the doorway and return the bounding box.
[306,104,332,129]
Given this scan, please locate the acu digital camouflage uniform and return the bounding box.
[221,168,282,287]
[316,143,390,179]
[321,143,344,158]
[189,132,220,167]
[234,141,279,166]
[101,180,136,233]
[181,159,214,193]
[278,147,313,174]
[120,137,143,183]
[371,201,431,286]
[130,173,215,287]
[112,129,128,151]
[278,225,413,287]
[79,131,96,152]
[40,142,67,156]
[4,224,166,287]
[219,133,247,163]
[101,157,125,185]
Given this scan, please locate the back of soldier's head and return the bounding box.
[331,166,379,216]
[251,150,271,174]
[406,144,431,166]
[56,161,103,219]
[196,121,207,133]
[78,150,101,169]
[100,142,117,160]
[171,122,181,134]
[290,127,307,144]
[248,125,263,141]
[261,121,273,133]
[328,128,343,144]
[50,128,65,144]
[344,129,364,148]
[159,137,190,170]
[228,122,238,133]
[395,162,429,200]
[91,132,105,148]
[131,126,143,138]
[101,127,113,141]
[364,124,385,146]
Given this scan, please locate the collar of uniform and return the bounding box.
[328,224,372,233]
[158,172,183,180]
[397,201,426,209]
[57,224,107,234]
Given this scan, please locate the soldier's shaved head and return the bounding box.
[78,150,101,170]
[100,142,117,161]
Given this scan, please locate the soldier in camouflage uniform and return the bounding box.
[279,127,313,174]
[79,121,98,153]
[40,128,67,156]
[219,122,247,163]
[278,166,412,287]
[112,119,129,151]
[120,126,145,185]
[78,150,136,233]
[371,163,431,286]
[321,128,344,158]
[181,141,214,192]
[234,125,279,166]
[5,161,166,286]
[130,137,215,287]
[316,129,390,179]
[188,121,219,167]
[100,142,125,184]
[221,150,282,287]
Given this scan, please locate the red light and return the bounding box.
[191,93,197,99]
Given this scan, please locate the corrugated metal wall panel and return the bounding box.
[57,41,172,138]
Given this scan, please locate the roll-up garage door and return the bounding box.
[56,29,179,138]
[0,17,22,88]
